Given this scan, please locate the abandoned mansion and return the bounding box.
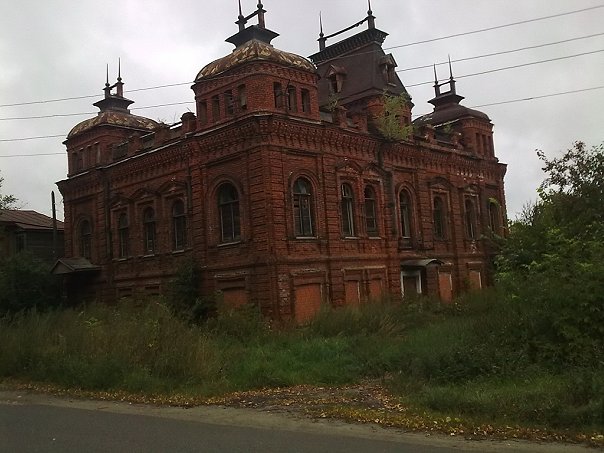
[55,3,507,322]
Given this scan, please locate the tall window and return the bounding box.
[341,183,355,237]
[433,196,446,240]
[218,183,241,243]
[293,178,314,237]
[198,100,208,125]
[286,85,297,112]
[79,220,92,259]
[117,212,129,258]
[489,200,500,233]
[211,95,220,122]
[238,84,247,110]
[274,82,283,108]
[399,190,412,239]
[465,198,477,239]
[224,90,234,115]
[172,200,187,251]
[143,207,156,255]
[364,186,378,237]
[301,89,311,113]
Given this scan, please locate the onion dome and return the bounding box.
[194,1,315,81]
[67,66,158,139]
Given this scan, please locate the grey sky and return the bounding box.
[1,0,603,220]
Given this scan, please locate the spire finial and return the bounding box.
[117,57,122,82]
[448,55,453,80]
[318,11,327,50]
[236,0,245,31]
[115,58,124,98]
[257,2,265,28]
[367,0,376,29]
[105,64,110,87]
[447,55,457,94]
[433,64,441,96]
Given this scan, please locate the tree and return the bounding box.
[496,142,604,367]
[374,93,414,141]
[0,171,17,210]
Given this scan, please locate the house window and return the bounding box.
[293,177,314,237]
[224,90,235,115]
[489,200,500,233]
[218,183,241,243]
[172,200,187,251]
[286,85,297,112]
[79,220,92,259]
[238,84,247,110]
[198,100,208,125]
[465,198,477,240]
[117,212,129,258]
[341,183,355,237]
[301,89,311,113]
[364,186,378,237]
[211,95,220,122]
[433,196,446,240]
[399,190,412,239]
[274,82,283,108]
[143,207,156,255]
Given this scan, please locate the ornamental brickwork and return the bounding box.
[56,4,507,321]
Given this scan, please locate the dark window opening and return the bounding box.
[399,190,412,239]
[286,85,297,112]
[80,220,92,259]
[341,183,355,237]
[143,207,156,255]
[211,95,220,122]
[274,82,283,109]
[238,84,247,110]
[172,200,187,251]
[301,89,311,113]
[293,178,314,237]
[364,186,378,237]
[465,198,477,240]
[117,212,129,258]
[198,100,208,125]
[489,201,500,233]
[218,183,241,243]
[224,90,235,115]
[433,196,446,240]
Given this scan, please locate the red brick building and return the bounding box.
[56,4,506,321]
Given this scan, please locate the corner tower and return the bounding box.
[191,2,320,130]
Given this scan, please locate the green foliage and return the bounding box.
[0,172,17,210]
[165,258,216,323]
[0,252,62,314]
[374,93,414,141]
[496,142,604,368]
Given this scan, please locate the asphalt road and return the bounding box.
[0,391,592,453]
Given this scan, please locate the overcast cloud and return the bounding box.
[1,0,603,220]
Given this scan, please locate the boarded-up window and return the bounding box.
[401,270,422,297]
[221,288,248,308]
[368,279,382,300]
[438,271,453,303]
[294,284,322,323]
[344,280,360,306]
[469,270,482,290]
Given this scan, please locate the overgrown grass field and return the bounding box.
[1,292,603,432]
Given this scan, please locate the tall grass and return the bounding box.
[1,293,603,430]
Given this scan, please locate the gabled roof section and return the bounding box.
[51,258,101,275]
[0,209,64,231]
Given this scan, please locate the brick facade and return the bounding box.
[57,5,507,322]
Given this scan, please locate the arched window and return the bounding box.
[301,89,311,113]
[293,178,314,237]
[341,183,355,237]
[238,84,247,110]
[79,220,92,260]
[364,186,378,237]
[143,207,156,255]
[218,183,241,243]
[433,196,446,240]
[172,200,186,251]
[465,198,477,239]
[117,212,129,258]
[399,190,412,239]
[489,200,500,234]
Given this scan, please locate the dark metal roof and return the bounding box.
[0,209,64,231]
[309,28,388,64]
[67,111,159,139]
[51,258,101,275]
